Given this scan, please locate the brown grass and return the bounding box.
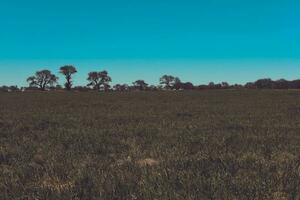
[0,90,299,199]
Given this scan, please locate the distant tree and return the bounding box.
[148,85,158,91]
[113,84,121,91]
[208,82,215,89]
[113,84,129,92]
[214,83,222,89]
[73,86,91,92]
[25,86,41,91]
[160,75,181,89]
[181,82,194,90]
[104,84,112,91]
[232,84,243,89]
[221,82,230,89]
[254,78,274,89]
[27,70,58,91]
[87,70,112,91]
[49,84,63,91]
[59,65,77,90]
[156,85,164,90]
[133,80,148,90]
[55,84,63,90]
[197,84,209,90]
[289,79,300,89]
[245,82,256,89]
[173,77,182,90]
[20,87,26,92]
[0,86,9,92]
[274,79,289,89]
[0,85,19,92]
[11,85,19,91]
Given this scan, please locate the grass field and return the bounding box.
[0,90,300,199]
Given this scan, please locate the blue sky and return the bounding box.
[0,0,299,86]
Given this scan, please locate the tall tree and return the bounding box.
[133,80,148,90]
[160,75,180,89]
[59,65,77,90]
[27,70,58,91]
[87,70,112,91]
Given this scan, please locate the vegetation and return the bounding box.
[159,75,180,89]
[87,70,112,91]
[26,70,58,91]
[132,80,149,91]
[59,65,78,91]
[0,90,299,199]
[2,66,300,92]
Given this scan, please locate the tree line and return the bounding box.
[1,65,300,92]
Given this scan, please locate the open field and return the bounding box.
[0,90,300,199]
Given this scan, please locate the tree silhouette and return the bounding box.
[221,82,230,89]
[133,80,148,90]
[181,82,194,90]
[274,79,289,89]
[245,82,256,89]
[208,82,215,89]
[254,78,273,89]
[160,75,180,90]
[27,70,58,91]
[87,70,112,91]
[59,65,77,90]
[113,84,129,91]
[0,85,19,92]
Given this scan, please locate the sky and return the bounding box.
[0,0,299,86]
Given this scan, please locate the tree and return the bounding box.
[87,70,112,91]
[113,84,129,92]
[221,82,230,89]
[160,75,180,89]
[254,78,274,89]
[198,84,209,90]
[289,79,300,89]
[181,82,194,90]
[245,82,256,89]
[148,85,158,91]
[0,85,19,92]
[274,79,289,89]
[208,82,215,89]
[232,84,243,89]
[49,84,63,91]
[73,86,90,92]
[59,65,77,90]
[27,70,58,91]
[133,80,148,90]
[55,84,63,90]
[214,83,222,89]
[173,78,186,90]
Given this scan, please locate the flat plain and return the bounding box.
[0,90,299,199]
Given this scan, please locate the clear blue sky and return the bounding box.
[0,0,299,86]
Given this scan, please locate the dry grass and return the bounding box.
[136,158,159,167]
[0,90,299,199]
